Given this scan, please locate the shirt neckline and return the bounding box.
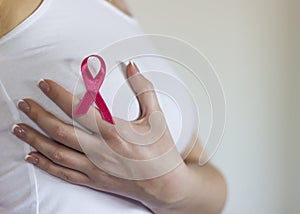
[0,0,52,45]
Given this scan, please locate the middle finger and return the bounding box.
[18,98,85,152]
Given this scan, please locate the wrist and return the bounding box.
[136,162,195,213]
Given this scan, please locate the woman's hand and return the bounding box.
[12,62,226,214]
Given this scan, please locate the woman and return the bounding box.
[0,0,226,213]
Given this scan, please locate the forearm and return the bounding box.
[144,163,227,214]
[180,163,227,214]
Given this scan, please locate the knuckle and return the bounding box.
[52,148,64,163]
[43,162,51,173]
[107,126,116,136]
[103,126,117,139]
[57,171,88,185]
[57,170,73,182]
[53,124,66,140]
[144,80,154,91]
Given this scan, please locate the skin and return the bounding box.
[2,0,227,213]
[107,0,132,16]
[13,63,227,214]
[0,0,43,38]
[0,0,131,38]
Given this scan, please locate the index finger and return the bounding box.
[38,79,111,133]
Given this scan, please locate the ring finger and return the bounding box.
[12,123,93,174]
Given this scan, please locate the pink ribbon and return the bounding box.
[74,55,114,124]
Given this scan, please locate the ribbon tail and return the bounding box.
[95,93,114,124]
[73,92,94,116]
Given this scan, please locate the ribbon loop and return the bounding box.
[74,55,114,124]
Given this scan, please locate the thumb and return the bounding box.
[126,61,161,117]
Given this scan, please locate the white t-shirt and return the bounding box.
[0,0,195,213]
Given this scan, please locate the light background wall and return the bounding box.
[126,0,299,213]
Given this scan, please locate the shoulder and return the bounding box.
[107,0,132,17]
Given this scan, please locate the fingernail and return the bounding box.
[17,99,30,113]
[129,60,140,73]
[25,154,39,165]
[12,124,26,138]
[38,79,50,93]
[129,60,135,67]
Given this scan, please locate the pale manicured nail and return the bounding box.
[38,79,50,93]
[17,99,30,113]
[128,60,140,73]
[129,60,134,67]
[24,154,39,165]
[12,124,26,138]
